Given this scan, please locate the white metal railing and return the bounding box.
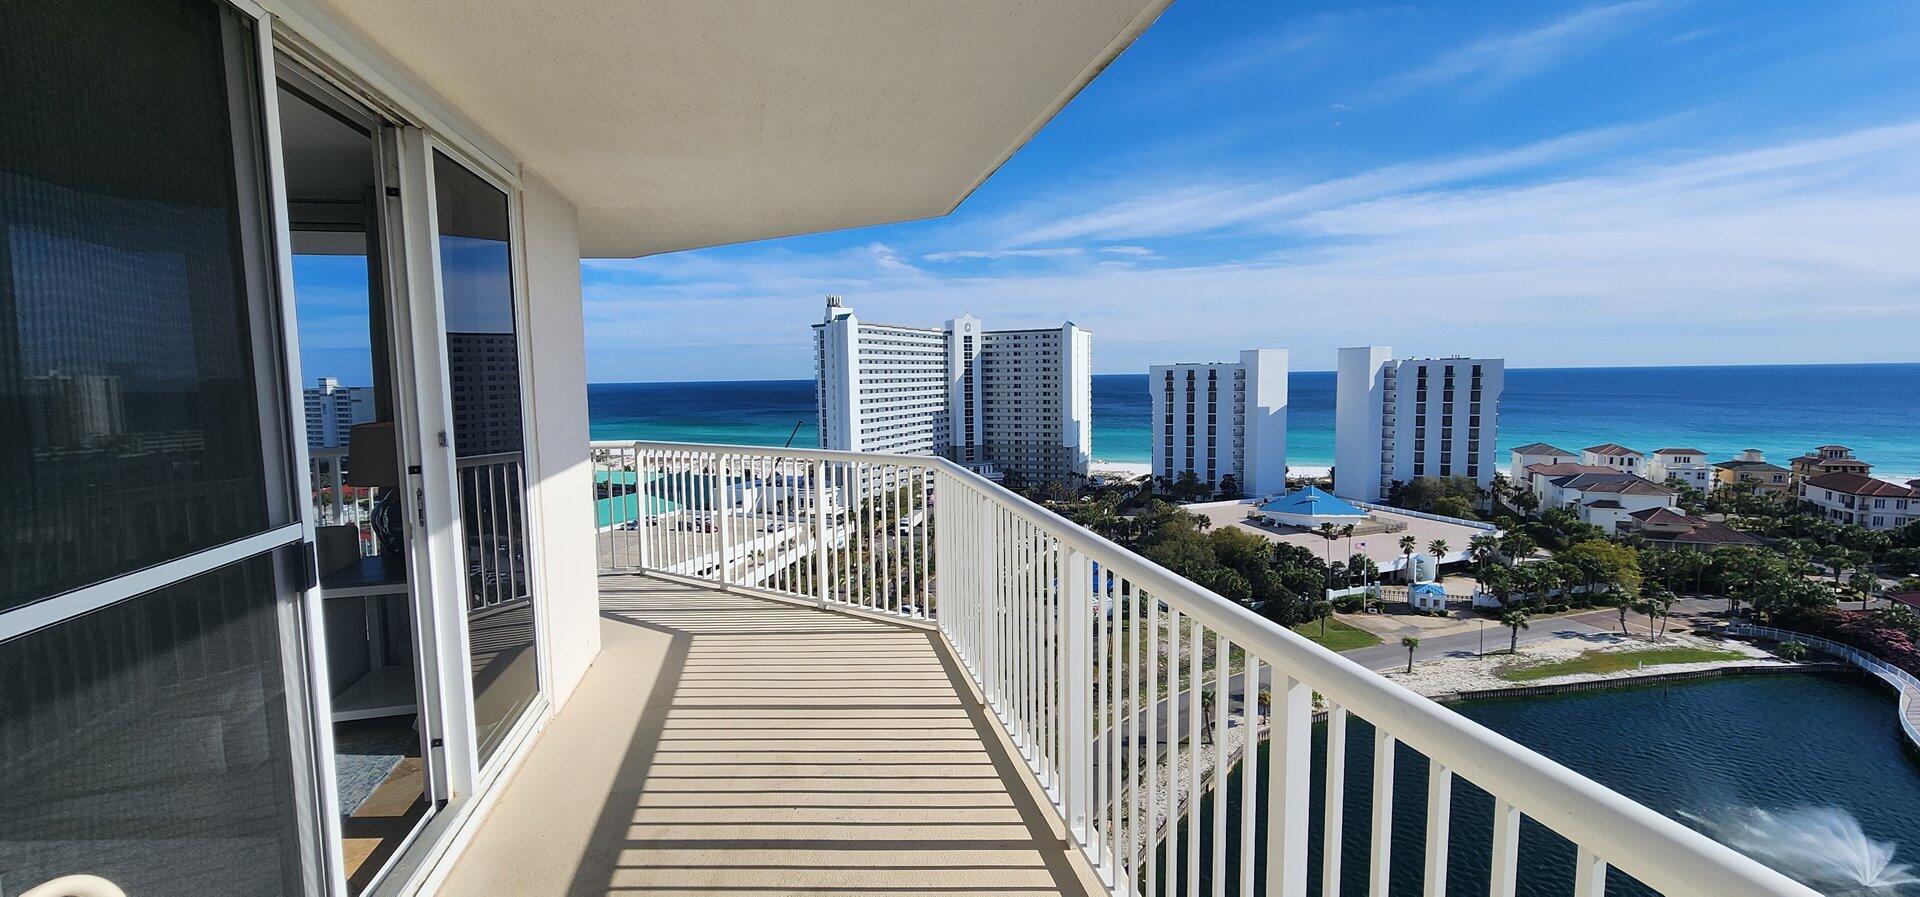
[1728,623,1920,749]
[591,439,1819,897]
[459,451,530,611]
[592,442,934,616]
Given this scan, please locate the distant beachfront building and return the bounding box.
[1714,449,1793,496]
[1147,349,1287,497]
[1509,442,1576,480]
[303,377,375,451]
[1619,507,1764,550]
[1802,472,1920,531]
[1516,461,1612,504]
[1645,447,1713,490]
[1333,347,1504,502]
[812,296,1091,481]
[1531,469,1679,533]
[1790,444,1873,486]
[1581,443,1645,473]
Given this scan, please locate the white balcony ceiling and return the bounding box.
[303,0,1170,257]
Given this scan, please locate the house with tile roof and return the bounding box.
[1714,449,1794,497]
[1581,443,1646,473]
[1509,442,1577,481]
[1515,461,1613,508]
[1790,444,1874,487]
[1646,447,1714,491]
[1618,507,1764,549]
[1802,472,1920,531]
[1533,470,1680,533]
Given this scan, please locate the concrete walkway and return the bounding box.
[441,576,1101,897]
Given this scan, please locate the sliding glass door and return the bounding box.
[432,152,541,768]
[0,0,320,893]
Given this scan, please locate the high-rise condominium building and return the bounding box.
[813,297,1092,481]
[1333,347,1504,502]
[1148,349,1288,497]
[303,377,375,451]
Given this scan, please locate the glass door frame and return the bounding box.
[253,8,561,894]
[261,33,555,896]
[269,53,480,896]
[324,120,555,897]
[411,131,555,791]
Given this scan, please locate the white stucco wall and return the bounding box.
[519,168,600,708]
[1333,346,1390,501]
[1241,348,1288,497]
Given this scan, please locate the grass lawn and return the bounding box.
[1497,646,1747,682]
[1291,618,1383,652]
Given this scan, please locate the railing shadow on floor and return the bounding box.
[506,575,1102,896]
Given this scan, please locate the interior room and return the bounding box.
[275,75,429,895]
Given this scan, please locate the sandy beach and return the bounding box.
[1090,460,1333,481]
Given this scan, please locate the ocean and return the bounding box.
[587,363,1920,479]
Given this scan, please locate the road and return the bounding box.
[1092,597,1735,763]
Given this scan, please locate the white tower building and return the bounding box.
[1148,348,1288,497]
[303,376,375,451]
[1334,347,1504,502]
[813,297,1091,481]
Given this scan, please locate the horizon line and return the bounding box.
[586,358,1920,387]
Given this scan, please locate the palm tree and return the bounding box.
[1428,538,1450,562]
[1850,571,1877,611]
[1611,589,1634,636]
[1341,523,1358,584]
[1501,609,1532,654]
[1479,564,1516,608]
[1310,599,1334,638]
[1348,555,1380,590]
[1399,535,1418,583]
[1468,532,1502,566]
[1636,586,1676,641]
[1401,636,1420,673]
[1317,523,1339,590]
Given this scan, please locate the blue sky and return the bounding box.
[370,2,1920,383]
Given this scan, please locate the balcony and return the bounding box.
[450,440,1825,897]
[439,575,1101,895]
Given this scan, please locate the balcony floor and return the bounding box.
[440,575,1101,896]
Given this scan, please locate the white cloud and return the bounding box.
[582,119,1920,378]
[867,242,918,272]
[993,121,1656,246]
[922,247,1083,262]
[1382,1,1663,95]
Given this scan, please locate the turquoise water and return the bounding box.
[593,470,677,527]
[588,363,1920,476]
[1177,673,1920,896]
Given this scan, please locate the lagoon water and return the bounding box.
[588,363,1920,478]
[1175,673,1920,896]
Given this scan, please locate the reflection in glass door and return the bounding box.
[432,151,540,767]
[0,0,318,894]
